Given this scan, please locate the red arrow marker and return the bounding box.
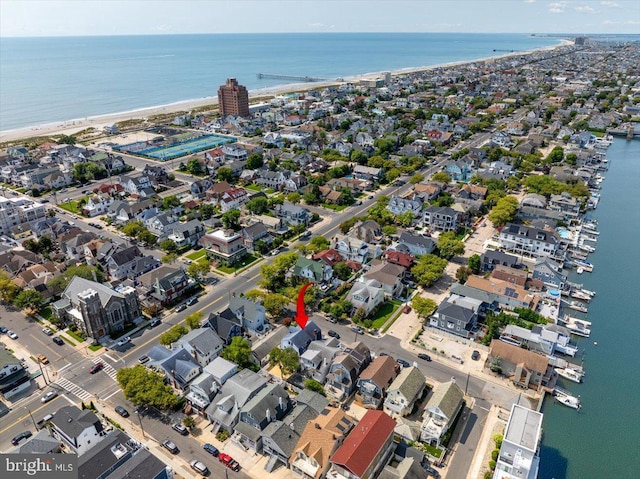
[295,282,315,329]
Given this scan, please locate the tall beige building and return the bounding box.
[218,78,250,117]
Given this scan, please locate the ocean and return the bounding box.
[0,33,560,131]
[539,137,640,479]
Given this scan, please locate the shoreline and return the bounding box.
[0,38,572,144]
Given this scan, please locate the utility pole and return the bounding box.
[38,360,49,385]
[25,407,38,430]
[136,409,146,439]
[465,371,470,395]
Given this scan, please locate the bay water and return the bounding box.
[539,137,640,479]
[0,33,559,131]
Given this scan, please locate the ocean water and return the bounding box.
[539,138,640,479]
[0,33,560,131]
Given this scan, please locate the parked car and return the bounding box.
[397,358,411,368]
[351,325,364,335]
[186,297,198,306]
[162,439,179,454]
[116,336,131,347]
[149,318,161,327]
[7,330,18,339]
[41,391,58,403]
[11,431,32,446]
[174,304,187,313]
[183,259,192,265]
[95,224,103,230]
[89,362,104,374]
[471,350,480,361]
[219,453,240,471]
[403,305,412,314]
[418,353,432,362]
[271,248,281,256]
[326,316,338,324]
[0,325,7,334]
[203,443,219,456]
[37,354,49,364]
[190,460,209,475]
[52,336,65,345]
[138,355,149,364]
[172,423,188,436]
[115,406,129,418]
[327,330,340,339]
[37,413,55,428]
[42,327,54,336]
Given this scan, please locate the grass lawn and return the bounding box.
[59,201,82,215]
[590,130,605,138]
[370,300,402,329]
[245,183,263,192]
[216,253,260,274]
[39,306,54,322]
[423,444,444,458]
[185,249,207,261]
[66,330,85,343]
[88,344,103,352]
[61,334,77,346]
[323,203,348,211]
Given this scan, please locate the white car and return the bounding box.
[41,391,58,403]
[7,330,18,339]
[116,336,131,347]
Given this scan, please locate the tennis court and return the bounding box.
[115,133,236,161]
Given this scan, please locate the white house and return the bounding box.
[347,279,385,317]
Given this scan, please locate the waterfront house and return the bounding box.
[328,410,396,479]
[488,340,553,391]
[429,294,482,339]
[532,258,567,290]
[383,366,426,418]
[464,276,535,309]
[480,250,519,273]
[355,355,400,409]
[498,223,563,260]
[420,381,464,446]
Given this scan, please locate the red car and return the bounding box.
[89,362,104,374]
[219,453,240,471]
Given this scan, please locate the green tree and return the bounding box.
[199,203,215,219]
[409,173,425,184]
[246,197,269,215]
[48,264,105,292]
[162,195,181,210]
[545,146,564,164]
[468,254,481,274]
[138,229,157,246]
[487,195,519,227]
[122,220,145,238]
[269,347,300,376]
[246,153,264,170]
[411,296,437,318]
[161,253,178,264]
[432,171,451,183]
[187,158,204,175]
[185,311,203,330]
[263,293,290,317]
[221,336,254,369]
[304,378,326,396]
[221,209,241,230]
[183,416,196,429]
[307,236,329,254]
[216,166,233,182]
[396,211,414,228]
[437,232,465,260]
[116,365,180,410]
[187,260,210,281]
[159,325,188,346]
[0,271,20,303]
[159,239,178,253]
[411,254,448,288]
[259,251,299,292]
[385,168,401,183]
[13,289,45,312]
[333,261,352,281]
[286,192,302,204]
[382,225,398,236]
[456,265,473,284]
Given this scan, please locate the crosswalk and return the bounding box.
[54,377,93,401]
[93,357,118,382]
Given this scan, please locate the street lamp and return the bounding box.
[25,407,38,430]
[37,359,49,385]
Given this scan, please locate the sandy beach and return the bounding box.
[0,38,573,145]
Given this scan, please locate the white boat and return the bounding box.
[570,290,591,302]
[576,267,584,274]
[560,316,592,337]
[555,392,581,410]
[567,301,589,313]
[578,244,596,253]
[574,260,594,272]
[555,367,584,383]
[582,222,598,231]
[581,289,596,297]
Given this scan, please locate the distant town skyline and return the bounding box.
[1,0,639,37]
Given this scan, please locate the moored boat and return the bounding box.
[570,290,591,302]
[574,260,594,272]
[567,301,589,313]
[555,392,581,410]
[555,366,584,383]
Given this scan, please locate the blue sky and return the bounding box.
[1,0,639,37]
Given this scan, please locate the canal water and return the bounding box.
[539,137,640,479]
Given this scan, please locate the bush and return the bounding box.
[491,449,499,461]
[489,460,496,471]
[493,433,503,449]
[216,429,230,442]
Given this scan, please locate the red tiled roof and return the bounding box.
[382,251,414,269]
[330,410,396,478]
[312,249,344,267]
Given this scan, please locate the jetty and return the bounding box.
[256,73,329,82]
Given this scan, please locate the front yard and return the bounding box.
[58,200,82,215]
[185,249,207,261]
[215,253,261,274]
[369,299,402,329]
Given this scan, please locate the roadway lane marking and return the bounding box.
[58,363,73,372]
[102,389,121,401]
[1,396,65,431]
[103,353,117,363]
[54,377,93,401]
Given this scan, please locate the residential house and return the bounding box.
[167,219,205,248]
[312,249,345,269]
[199,229,247,265]
[228,295,268,333]
[355,356,400,409]
[203,311,242,345]
[300,337,342,382]
[381,250,414,270]
[104,245,144,280]
[176,327,225,367]
[333,234,379,264]
[145,211,178,236]
[420,381,464,446]
[61,231,98,261]
[49,406,105,456]
[383,366,426,418]
[464,276,535,309]
[347,279,385,317]
[190,179,213,199]
[532,258,567,290]
[6,429,62,454]
[274,203,311,226]
[293,257,333,283]
[82,194,114,217]
[205,368,268,433]
[429,294,482,338]
[0,349,31,400]
[142,165,169,186]
[387,194,423,217]
[290,407,355,479]
[281,322,322,355]
[241,222,272,253]
[423,205,459,232]
[492,404,543,479]
[548,192,581,219]
[119,175,153,196]
[488,340,553,391]
[147,346,202,391]
[325,342,371,400]
[262,392,329,471]
[52,277,142,343]
[395,231,435,256]
[354,220,383,244]
[499,324,578,358]
[480,250,519,273]
[328,410,397,479]
[443,159,474,182]
[219,187,249,212]
[362,260,405,298]
[233,383,292,452]
[498,223,563,260]
[353,165,383,182]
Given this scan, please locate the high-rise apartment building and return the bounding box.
[218,78,250,117]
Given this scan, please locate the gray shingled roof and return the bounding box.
[388,366,425,402]
[51,406,102,439]
[425,381,464,420]
[63,277,124,307]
